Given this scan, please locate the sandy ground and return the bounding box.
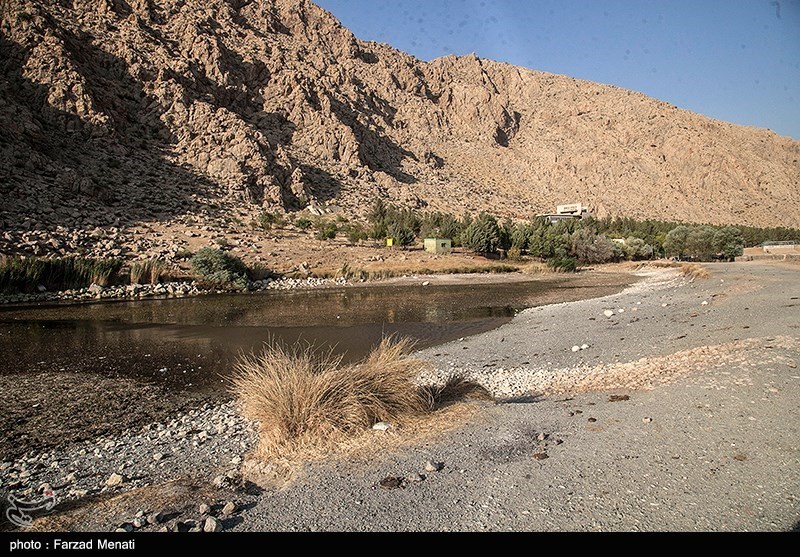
[10,261,800,532]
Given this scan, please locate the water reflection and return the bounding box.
[0,275,632,394]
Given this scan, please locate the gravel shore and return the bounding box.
[0,276,350,306]
[3,262,798,532]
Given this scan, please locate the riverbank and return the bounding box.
[3,261,798,532]
[0,266,636,462]
[0,241,529,307]
[0,276,350,306]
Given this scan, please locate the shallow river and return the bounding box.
[0,273,633,395]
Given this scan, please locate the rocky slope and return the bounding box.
[1,0,798,260]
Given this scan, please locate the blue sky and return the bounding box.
[316,0,800,140]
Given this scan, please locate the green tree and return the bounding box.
[542,227,570,260]
[526,222,548,258]
[713,226,744,261]
[664,225,690,259]
[388,221,416,246]
[367,200,421,242]
[368,199,388,226]
[510,222,531,250]
[569,228,616,264]
[684,226,716,260]
[499,218,514,251]
[367,199,389,239]
[623,237,654,260]
[462,212,502,254]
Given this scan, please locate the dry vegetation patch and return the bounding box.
[680,263,711,280]
[231,337,492,485]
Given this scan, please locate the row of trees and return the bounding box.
[362,201,794,267]
[591,216,800,249]
[663,225,744,261]
[257,203,800,260]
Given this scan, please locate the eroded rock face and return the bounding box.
[1,0,798,258]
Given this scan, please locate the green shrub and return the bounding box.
[249,262,274,281]
[190,247,249,288]
[314,219,338,241]
[254,211,286,231]
[547,255,577,273]
[345,223,368,244]
[507,246,523,261]
[337,262,367,280]
[295,217,312,231]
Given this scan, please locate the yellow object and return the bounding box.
[386,238,394,247]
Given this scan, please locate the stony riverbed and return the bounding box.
[0,276,350,305]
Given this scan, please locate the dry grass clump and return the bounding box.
[519,260,549,275]
[0,255,122,293]
[680,263,710,280]
[130,259,165,285]
[232,337,435,460]
[420,374,494,408]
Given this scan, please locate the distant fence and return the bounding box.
[761,241,799,246]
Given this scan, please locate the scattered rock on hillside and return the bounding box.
[424,461,444,473]
[105,473,125,488]
[221,501,237,516]
[203,517,223,533]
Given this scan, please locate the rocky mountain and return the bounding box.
[1,0,798,259]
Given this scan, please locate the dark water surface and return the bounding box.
[0,273,633,395]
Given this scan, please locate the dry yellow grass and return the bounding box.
[130,259,165,285]
[232,337,432,460]
[519,260,550,275]
[680,263,711,280]
[231,337,496,486]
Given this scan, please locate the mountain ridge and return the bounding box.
[1,0,798,260]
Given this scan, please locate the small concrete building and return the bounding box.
[424,238,452,254]
[556,202,589,217]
